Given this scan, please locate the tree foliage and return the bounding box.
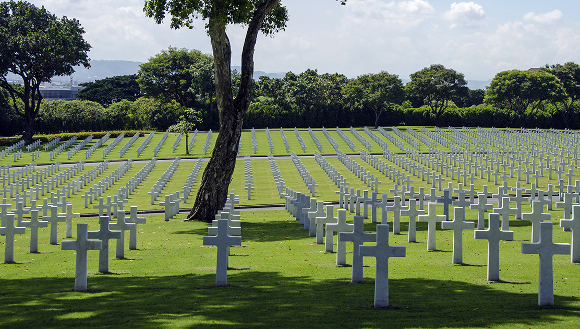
[541,62,580,129]
[137,47,213,109]
[342,71,404,128]
[406,64,468,125]
[77,75,142,107]
[485,69,566,127]
[0,0,91,141]
[167,108,200,155]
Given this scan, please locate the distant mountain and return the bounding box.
[5,60,490,87]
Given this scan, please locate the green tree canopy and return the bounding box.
[0,0,91,141]
[137,47,213,109]
[77,75,142,107]
[342,71,405,128]
[485,69,566,128]
[406,64,468,125]
[144,0,288,222]
[541,62,580,129]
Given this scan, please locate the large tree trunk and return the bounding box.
[187,0,279,222]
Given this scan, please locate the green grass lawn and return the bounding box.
[1,208,579,328]
[1,127,580,328]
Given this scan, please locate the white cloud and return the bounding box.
[344,0,435,29]
[523,9,563,25]
[443,2,486,29]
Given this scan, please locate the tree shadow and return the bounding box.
[0,271,578,328]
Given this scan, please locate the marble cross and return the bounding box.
[126,206,146,250]
[0,213,26,263]
[20,210,48,253]
[418,203,446,251]
[60,204,80,238]
[360,224,406,308]
[400,199,425,243]
[87,216,122,273]
[522,201,551,243]
[308,201,326,237]
[61,223,102,291]
[470,193,493,230]
[110,211,136,259]
[441,207,474,264]
[327,209,354,265]
[46,205,66,245]
[203,219,242,286]
[339,215,376,282]
[474,213,513,281]
[560,205,580,263]
[522,222,570,306]
[316,205,336,247]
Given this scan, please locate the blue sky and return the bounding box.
[24,0,580,80]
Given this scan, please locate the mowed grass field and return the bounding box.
[1,127,579,328]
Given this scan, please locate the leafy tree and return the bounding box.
[342,71,405,128]
[77,75,142,107]
[485,69,566,128]
[137,47,213,109]
[453,89,485,108]
[541,62,580,129]
[406,64,468,125]
[144,0,288,222]
[167,108,200,155]
[0,0,91,142]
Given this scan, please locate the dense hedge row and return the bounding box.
[1,98,577,137]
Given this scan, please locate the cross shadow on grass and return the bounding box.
[1,271,578,328]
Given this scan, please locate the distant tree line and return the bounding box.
[1,45,579,136]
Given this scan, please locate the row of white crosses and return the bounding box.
[363,127,387,150]
[265,128,275,153]
[84,132,110,159]
[153,131,169,157]
[280,128,291,153]
[391,126,422,151]
[49,136,78,161]
[68,135,93,160]
[294,128,307,152]
[244,155,254,200]
[290,152,317,196]
[181,157,203,203]
[203,191,241,286]
[0,140,25,159]
[267,154,286,197]
[282,187,405,307]
[135,132,154,157]
[337,150,381,192]
[251,128,258,154]
[101,132,125,159]
[321,127,340,152]
[335,127,356,152]
[308,127,323,152]
[119,132,141,157]
[171,133,182,153]
[60,207,146,291]
[187,129,199,153]
[148,157,180,205]
[349,127,372,152]
[377,127,407,152]
[203,129,213,155]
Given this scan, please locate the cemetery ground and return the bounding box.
[1,127,580,328]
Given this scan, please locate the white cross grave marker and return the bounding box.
[61,223,102,291]
[560,205,580,263]
[418,203,446,251]
[474,213,513,281]
[339,215,376,282]
[20,210,48,253]
[441,207,474,264]
[203,219,242,286]
[522,222,570,306]
[360,224,406,308]
[0,213,26,263]
[87,216,122,273]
